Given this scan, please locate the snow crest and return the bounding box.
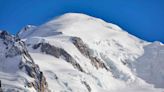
[1,13,164,92]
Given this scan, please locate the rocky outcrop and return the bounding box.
[71,37,90,57]
[0,31,49,92]
[0,80,3,92]
[0,31,14,42]
[26,72,48,92]
[71,37,109,70]
[0,31,24,58]
[33,42,84,72]
[81,81,91,92]
[19,43,49,92]
[90,57,108,70]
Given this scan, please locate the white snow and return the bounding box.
[0,38,36,92]
[1,13,164,92]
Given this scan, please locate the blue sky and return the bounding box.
[0,0,164,42]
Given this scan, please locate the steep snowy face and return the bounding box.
[19,13,147,64]
[0,31,21,73]
[17,13,164,92]
[18,25,36,38]
[0,31,49,92]
[134,41,164,88]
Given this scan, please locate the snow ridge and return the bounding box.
[0,13,164,92]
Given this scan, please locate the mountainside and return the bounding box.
[0,13,164,92]
[0,31,49,92]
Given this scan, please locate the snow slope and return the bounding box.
[0,31,49,92]
[0,31,36,92]
[0,13,164,92]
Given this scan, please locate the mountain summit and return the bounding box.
[1,13,164,92]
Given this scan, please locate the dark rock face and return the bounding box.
[18,43,49,92]
[71,37,90,57]
[81,81,91,92]
[0,31,23,58]
[41,43,61,58]
[33,42,84,72]
[90,57,108,70]
[0,80,2,92]
[33,37,109,72]
[71,37,109,70]
[0,31,14,42]
[0,31,49,92]
[27,72,48,92]
[20,63,49,92]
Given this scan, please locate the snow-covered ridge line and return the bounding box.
[1,13,164,92]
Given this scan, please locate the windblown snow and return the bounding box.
[0,13,164,92]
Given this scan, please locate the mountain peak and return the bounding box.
[52,13,122,31]
[1,13,164,92]
[58,13,93,19]
[19,13,126,41]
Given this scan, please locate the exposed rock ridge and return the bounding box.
[81,81,91,92]
[0,31,49,92]
[71,37,109,70]
[33,42,85,72]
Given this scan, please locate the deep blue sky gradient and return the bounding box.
[0,0,164,42]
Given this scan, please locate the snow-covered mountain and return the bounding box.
[0,13,164,92]
[0,31,48,92]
